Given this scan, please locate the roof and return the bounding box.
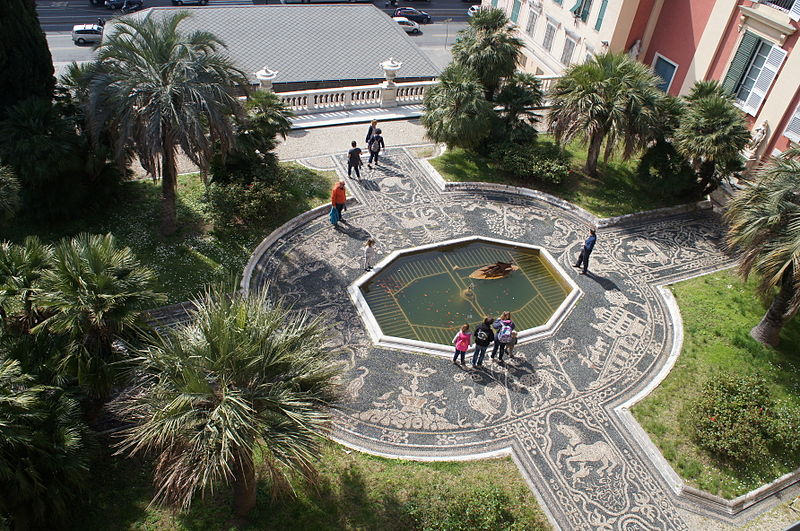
[115,5,440,85]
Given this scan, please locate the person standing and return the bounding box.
[330,181,347,225]
[347,141,362,179]
[363,238,376,271]
[367,128,385,168]
[491,311,515,362]
[505,331,518,358]
[452,324,471,365]
[574,228,597,275]
[472,317,494,367]
[365,119,378,144]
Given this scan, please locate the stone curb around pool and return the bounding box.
[415,156,713,229]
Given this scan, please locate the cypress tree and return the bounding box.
[0,0,55,118]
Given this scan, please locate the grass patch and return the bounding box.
[429,138,695,217]
[0,164,338,303]
[73,440,551,531]
[632,270,800,499]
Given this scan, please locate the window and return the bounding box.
[553,0,563,5]
[785,103,800,143]
[569,0,592,22]
[594,0,608,30]
[762,0,800,21]
[652,54,678,92]
[561,36,577,64]
[543,21,557,52]
[722,32,787,116]
[526,9,539,38]
[492,0,498,7]
[511,0,522,23]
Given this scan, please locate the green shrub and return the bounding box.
[491,141,570,185]
[406,485,523,531]
[636,141,699,199]
[690,373,800,465]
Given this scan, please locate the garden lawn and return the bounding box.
[0,164,337,303]
[632,270,800,499]
[429,138,695,218]
[73,440,551,531]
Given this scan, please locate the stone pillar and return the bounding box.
[254,67,278,92]
[380,58,402,108]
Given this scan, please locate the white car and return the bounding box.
[393,16,421,34]
[72,24,103,45]
[467,5,482,17]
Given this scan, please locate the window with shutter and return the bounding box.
[526,10,539,37]
[492,0,498,7]
[594,0,607,30]
[511,0,522,22]
[741,44,787,116]
[792,0,800,21]
[569,0,592,22]
[543,22,557,51]
[784,104,800,142]
[722,32,759,94]
[561,36,577,64]
[653,54,678,92]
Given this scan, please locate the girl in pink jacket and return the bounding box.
[452,324,472,365]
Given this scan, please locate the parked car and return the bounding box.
[171,0,208,5]
[105,0,142,10]
[392,7,431,24]
[72,24,103,45]
[467,5,482,16]
[393,17,421,34]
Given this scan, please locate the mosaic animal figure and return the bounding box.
[555,424,620,477]
[346,367,369,400]
[462,384,503,424]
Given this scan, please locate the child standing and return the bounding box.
[505,331,518,357]
[452,324,471,365]
[363,238,376,271]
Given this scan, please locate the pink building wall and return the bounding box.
[641,0,716,95]
[626,0,658,50]
[768,88,800,153]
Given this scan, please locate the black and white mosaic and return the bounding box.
[246,149,734,530]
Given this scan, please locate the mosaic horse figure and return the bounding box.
[555,423,620,477]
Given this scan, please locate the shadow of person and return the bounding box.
[357,179,380,192]
[583,272,620,291]
[336,223,371,241]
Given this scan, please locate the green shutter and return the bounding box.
[722,32,760,94]
[594,0,607,30]
[554,0,563,6]
[492,0,498,7]
[580,0,592,22]
[511,0,522,22]
[569,0,582,15]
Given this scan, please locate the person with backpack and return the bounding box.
[491,311,515,362]
[452,324,472,365]
[472,317,494,367]
[347,140,362,179]
[367,128,385,168]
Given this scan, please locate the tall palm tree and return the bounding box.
[0,166,20,223]
[116,284,341,518]
[0,236,53,333]
[495,72,544,143]
[87,12,248,235]
[724,149,800,347]
[0,358,90,529]
[32,233,164,398]
[548,52,664,177]
[422,65,495,150]
[451,8,524,100]
[675,92,749,194]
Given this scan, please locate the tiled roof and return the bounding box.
[119,5,440,84]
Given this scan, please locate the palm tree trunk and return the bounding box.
[585,132,603,177]
[750,277,793,347]
[231,448,257,519]
[161,140,178,236]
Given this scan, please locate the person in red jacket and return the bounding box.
[331,181,347,224]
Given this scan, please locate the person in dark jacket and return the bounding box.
[365,119,378,143]
[347,140,362,179]
[472,317,494,367]
[491,311,515,362]
[574,228,597,275]
[367,128,385,168]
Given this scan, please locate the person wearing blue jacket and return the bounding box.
[574,228,597,275]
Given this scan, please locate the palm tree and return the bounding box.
[724,149,800,347]
[495,72,544,143]
[87,12,248,235]
[451,8,524,100]
[548,52,664,177]
[422,65,495,150]
[32,233,164,399]
[0,236,53,333]
[675,92,750,194]
[116,284,341,518]
[685,79,731,102]
[0,358,90,529]
[0,166,20,223]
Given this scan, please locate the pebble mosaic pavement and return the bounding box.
[245,148,740,530]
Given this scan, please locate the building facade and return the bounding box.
[494,0,800,161]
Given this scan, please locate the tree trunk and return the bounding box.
[231,448,257,519]
[697,160,717,195]
[160,142,178,236]
[750,277,793,347]
[585,132,603,177]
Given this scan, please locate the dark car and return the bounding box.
[392,7,431,23]
[105,0,142,9]
[171,0,208,5]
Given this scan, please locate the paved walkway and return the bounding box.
[241,147,797,530]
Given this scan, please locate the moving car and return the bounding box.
[392,17,421,34]
[72,24,103,45]
[392,7,431,24]
[171,0,208,5]
[467,5,482,16]
[105,0,143,10]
